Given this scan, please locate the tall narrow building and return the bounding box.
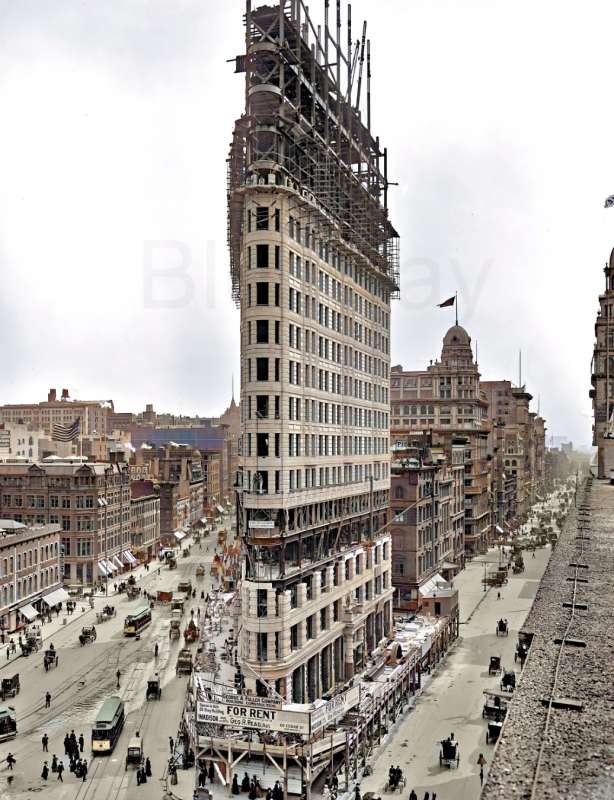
[227,3,399,700]
[590,247,614,477]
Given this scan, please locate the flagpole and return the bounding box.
[455,291,458,326]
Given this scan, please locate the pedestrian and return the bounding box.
[57,760,64,781]
[423,793,429,800]
[41,761,49,781]
[140,766,147,784]
[45,691,51,708]
[208,761,215,783]
[116,669,121,688]
[432,794,437,800]
[52,754,58,772]
[137,768,142,786]
[145,757,152,777]
[64,734,70,755]
[79,733,84,753]
[169,736,174,754]
[231,774,240,794]
[82,759,88,782]
[477,753,486,786]
[497,591,500,600]
[154,643,159,659]
[409,791,417,800]
[42,733,49,752]
[355,784,361,800]
[6,753,15,770]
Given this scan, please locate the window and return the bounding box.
[256,320,269,343]
[256,207,269,230]
[257,433,269,457]
[256,244,269,268]
[256,358,269,381]
[256,282,269,305]
[256,395,269,419]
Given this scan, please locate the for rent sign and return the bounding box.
[197,700,310,735]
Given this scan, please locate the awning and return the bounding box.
[441,561,458,570]
[42,588,70,607]
[122,550,138,565]
[215,505,225,515]
[496,525,505,534]
[19,603,38,622]
[104,559,117,573]
[112,555,124,570]
[199,517,208,524]
[419,573,448,597]
[98,561,110,577]
[174,531,186,541]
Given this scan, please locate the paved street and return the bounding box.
[359,540,556,800]
[0,529,224,800]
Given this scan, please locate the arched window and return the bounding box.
[394,485,405,499]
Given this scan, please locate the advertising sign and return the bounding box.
[197,700,310,735]
[310,685,360,734]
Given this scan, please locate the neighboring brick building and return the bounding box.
[202,451,221,512]
[0,520,64,631]
[130,480,160,561]
[0,388,112,437]
[0,459,132,588]
[390,439,464,611]
[133,445,204,544]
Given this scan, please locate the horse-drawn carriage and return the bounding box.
[127,585,140,599]
[489,656,501,675]
[146,675,162,700]
[195,564,205,578]
[43,649,58,671]
[21,633,41,656]
[96,605,116,623]
[486,720,503,744]
[439,738,460,768]
[176,648,193,675]
[184,620,199,643]
[168,557,177,569]
[501,670,516,693]
[482,691,507,721]
[125,735,145,770]
[496,619,509,637]
[0,675,19,700]
[79,626,97,646]
[515,642,529,665]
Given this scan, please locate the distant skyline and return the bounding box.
[2,0,613,447]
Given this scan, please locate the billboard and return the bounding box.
[197,700,310,735]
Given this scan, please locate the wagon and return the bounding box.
[79,626,97,646]
[486,720,503,744]
[43,649,58,671]
[0,675,19,700]
[195,564,205,578]
[501,670,516,693]
[125,735,144,770]
[488,656,501,675]
[184,621,199,643]
[146,675,162,700]
[168,558,177,569]
[176,648,193,675]
[127,585,140,599]
[496,619,509,637]
[482,692,507,721]
[439,738,459,768]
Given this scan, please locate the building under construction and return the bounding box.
[228,0,399,702]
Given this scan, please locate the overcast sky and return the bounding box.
[1,0,613,447]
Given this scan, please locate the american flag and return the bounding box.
[51,418,81,442]
[604,195,614,209]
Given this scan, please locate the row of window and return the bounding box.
[245,432,389,459]
[0,568,58,606]
[241,463,389,494]
[247,395,389,430]
[0,543,58,576]
[246,281,389,356]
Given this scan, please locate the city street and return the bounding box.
[359,543,553,800]
[0,529,223,800]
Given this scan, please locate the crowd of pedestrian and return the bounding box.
[38,731,89,784]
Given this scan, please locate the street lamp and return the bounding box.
[97,495,109,597]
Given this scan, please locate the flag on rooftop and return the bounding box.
[52,419,81,442]
[437,295,456,308]
[604,195,614,209]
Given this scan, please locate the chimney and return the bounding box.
[61,389,69,401]
[48,389,57,402]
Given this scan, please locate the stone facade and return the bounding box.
[590,247,614,478]
[130,480,160,560]
[0,388,112,437]
[391,325,492,557]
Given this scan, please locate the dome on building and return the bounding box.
[442,325,471,348]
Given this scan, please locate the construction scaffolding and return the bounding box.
[227,0,400,306]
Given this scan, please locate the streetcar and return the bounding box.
[123,605,152,637]
[0,706,17,741]
[92,696,125,754]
